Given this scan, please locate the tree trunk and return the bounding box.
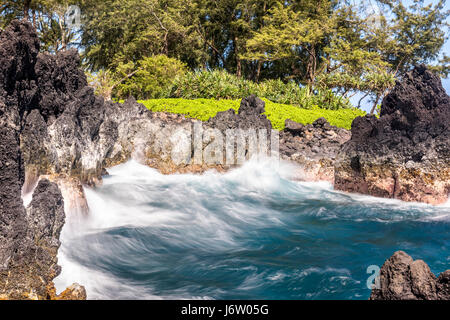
[32,10,36,28]
[236,58,242,78]
[23,0,31,19]
[306,46,317,86]
[254,0,267,83]
[358,92,370,109]
[234,36,242,78]
[255,60,262,83]
[370,93,380,114]
[59,18,67,51]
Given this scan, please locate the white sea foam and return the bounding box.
[22,191,33,208]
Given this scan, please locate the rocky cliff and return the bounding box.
[0,20,85,300]
[334,66,450,204]
[371,251,450,300]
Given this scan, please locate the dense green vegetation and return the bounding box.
[110,69,353,110]
[113,55,187,99]
[1,0,448,113]
[168,70,352,110]
[139,98,366,130]
[262,101,366,130]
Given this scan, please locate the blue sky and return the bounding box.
[439,0,450,94]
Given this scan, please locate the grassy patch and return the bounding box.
[139,98,365,130]
[263,100,366,130]
[139,98,240,121]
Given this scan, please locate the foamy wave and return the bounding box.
[54,158,449,299]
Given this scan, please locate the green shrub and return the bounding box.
[86,69,116,101]
[139,98,365,130]
[140,98,240,121]
[168,70,353,110]
[169,70,257,100]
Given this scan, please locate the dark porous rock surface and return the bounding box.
[0,20,86,300]
[370,251,450,300]
[0,179,62,299]
[206,94,272,131]
[0,177,86,300]
[335,66,450,204]
[34,49,88,123]
[280,118,351,182]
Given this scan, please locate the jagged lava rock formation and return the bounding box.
[335,66,450,204]
[371,251,450,300]
[0,20,85,299]
[0,19,210,298]
[206,94,272,131]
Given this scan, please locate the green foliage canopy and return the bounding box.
[2,0,449,112]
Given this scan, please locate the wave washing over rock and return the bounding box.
[0,20,449,300]
[0,19,196,300]
[54,159,450,300]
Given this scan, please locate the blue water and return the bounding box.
[54,159,450,300]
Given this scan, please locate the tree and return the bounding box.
[1,0,36,28]
[382,0,449,77]
[2,0,448,107]
[357,0,449,112]
[194,0,281,79]
[315,3,397,112]
[38,0,82,52]
[241,0,448,112]
[242,0,339,85]
[80,0,205,71]
[1,0,81,52]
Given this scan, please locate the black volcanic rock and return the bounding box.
[0,20,86,300]
[34,49,88,123]
[27,179,65,243]
[1,178,86,300]
[437,271,450,300]
[0,125,27,271]
[381,65,450,122]
[0,20,208,300]
[335,66,450,204]
[239,94,266,116]
[0,20,40,118]
[0,20,37,279]
[370,251,450,300]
